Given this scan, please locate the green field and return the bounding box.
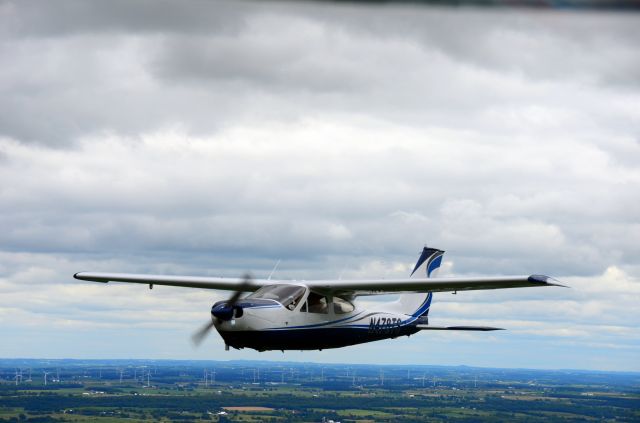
[1,360,638,422]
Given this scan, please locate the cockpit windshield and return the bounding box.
[246,284,306,310]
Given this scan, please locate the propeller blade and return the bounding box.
[193,272,255,346]
[226,273,254,307]
[191,319,215,347]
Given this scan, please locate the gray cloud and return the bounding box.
[0,123,637,275]
[0,0,639,368]
[1,0,252,37]
[3,1,639,146]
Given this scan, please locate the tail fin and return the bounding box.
[398,246,444,318]
[410,247,445,279]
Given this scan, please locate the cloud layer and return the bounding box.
[0,0,639,370]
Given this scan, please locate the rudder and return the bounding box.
[398,246,444,318]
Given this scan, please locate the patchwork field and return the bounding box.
[1,359,638,422]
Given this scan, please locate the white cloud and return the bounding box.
[0,0,638,369]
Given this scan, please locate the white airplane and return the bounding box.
[74,247,563,351]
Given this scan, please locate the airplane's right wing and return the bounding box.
[308,274,565,296]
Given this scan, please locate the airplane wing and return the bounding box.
[74,272,563,294]
[73,272,265,291]
[306,274,564,296]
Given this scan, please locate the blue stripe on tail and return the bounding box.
[412,292,433,317]
[411,247,444,317]
[427,254,443,277]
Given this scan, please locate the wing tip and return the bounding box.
[73,272,109,283]
[528,274,569,288]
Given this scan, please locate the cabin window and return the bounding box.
[333,296,354,314]
[307,291,329,314]
[246,284,306,310]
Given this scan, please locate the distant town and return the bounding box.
[1,359,638,422]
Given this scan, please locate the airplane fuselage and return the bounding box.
[213,297,424,351]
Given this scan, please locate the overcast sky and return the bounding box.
[1,0,639,371]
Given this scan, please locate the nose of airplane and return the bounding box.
[211,302,233,321]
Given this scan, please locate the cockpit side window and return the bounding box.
[333,296,355,314]
[307,291,329,314]
[246,285,306,310]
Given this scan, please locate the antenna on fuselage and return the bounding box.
[267,260,281,281]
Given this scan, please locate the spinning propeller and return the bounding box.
[191,274,254,346]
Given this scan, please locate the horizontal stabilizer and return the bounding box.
[416,325,504,331]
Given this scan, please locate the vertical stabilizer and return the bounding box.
[398,246,444,318]
[410,247,445,279]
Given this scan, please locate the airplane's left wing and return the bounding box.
[73,272,266,291]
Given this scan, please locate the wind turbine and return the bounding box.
[43,371,51,386]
